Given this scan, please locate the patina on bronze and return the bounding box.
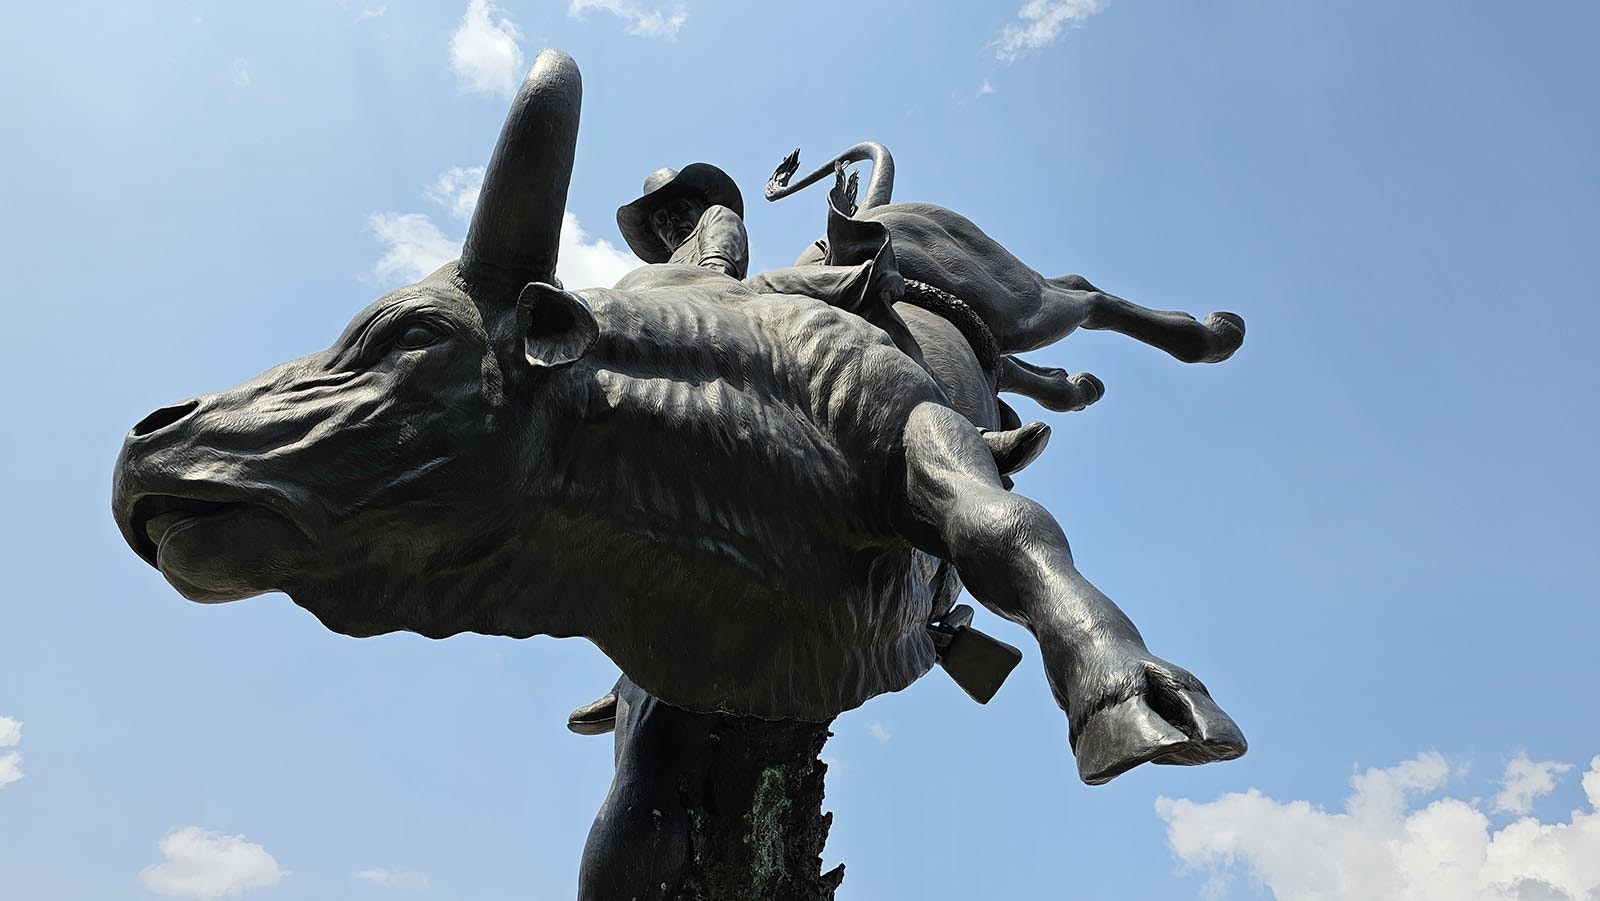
[112,49,1248,899]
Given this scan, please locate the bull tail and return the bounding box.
[765,142,896,211]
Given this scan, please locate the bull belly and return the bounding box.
[576,530,940,721]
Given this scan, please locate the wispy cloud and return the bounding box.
[0,716,21,789]
[140,827,285,900]
[368,213,459,285]
[1157,751,1600,900]
[976,79,998,97]
[866,721,891,743]
[568,0,687,40]
[1495,751,1574,816]
[336,0,387,20]
[424,165,485,221]
[370,164,476,285]
[991,0,1106,63]
[368,166,641,289]
[449,0,525,98]
[355,867,430,891]
[554,211,643,290]
[228,58,253,89]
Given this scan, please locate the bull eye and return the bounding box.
[395,322,441,350]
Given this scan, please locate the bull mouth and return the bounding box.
[128,492,308,563]
[127,494,293,569]
[122,491,313,603]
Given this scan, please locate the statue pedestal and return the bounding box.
[579,678,843,900]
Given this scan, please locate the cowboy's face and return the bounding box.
[650,195,706,251]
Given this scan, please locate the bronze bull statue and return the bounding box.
[111,48,1243,844]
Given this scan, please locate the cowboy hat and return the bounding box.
[616,163,745,263]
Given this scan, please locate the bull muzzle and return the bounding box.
[113,393,314,603]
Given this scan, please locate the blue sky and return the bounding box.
[2,1,1597,898]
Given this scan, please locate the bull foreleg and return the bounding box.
[892,402,1246,784]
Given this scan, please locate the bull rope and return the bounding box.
[899,278,1002,380]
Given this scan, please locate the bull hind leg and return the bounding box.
[999,356,1105,412]
[893,402,1246,784]
[1046,275,1245,364]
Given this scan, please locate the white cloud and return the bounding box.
[425,165,485,221]
[1157,752,1600,901]
[1497,752,1574,816]
[140,827,285,900]
[449,0,525,98]
[866,721,891,743]
[228,58,252,89]
[0,716,23,789]
[369,167,641,289]
[976,79,998,97]
[568,0,687,40]
[355,867,430,890]
[368,213,458,285]
[992,0,1106,63]
[368,167,485,283]
[555,211,640,290]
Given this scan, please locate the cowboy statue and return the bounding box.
[617,163,753,280]
[615,161,909,319]
[612,161,939,370]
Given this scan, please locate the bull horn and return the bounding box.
[461,48,582,286]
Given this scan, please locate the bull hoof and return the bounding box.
[1200,311,1246,363]
[1064,646,1246,785]
[1026,369,1102,413]
[1069,372,1105,409]
[1000,365,1104,413]
[567,690,619,736]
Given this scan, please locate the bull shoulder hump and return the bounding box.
[566,288,932,527]
[586,286,924,425]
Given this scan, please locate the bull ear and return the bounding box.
[517,282,598,369]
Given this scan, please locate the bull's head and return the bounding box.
[111,50,601,640]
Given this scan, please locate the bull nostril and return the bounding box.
[132,400,199,437]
